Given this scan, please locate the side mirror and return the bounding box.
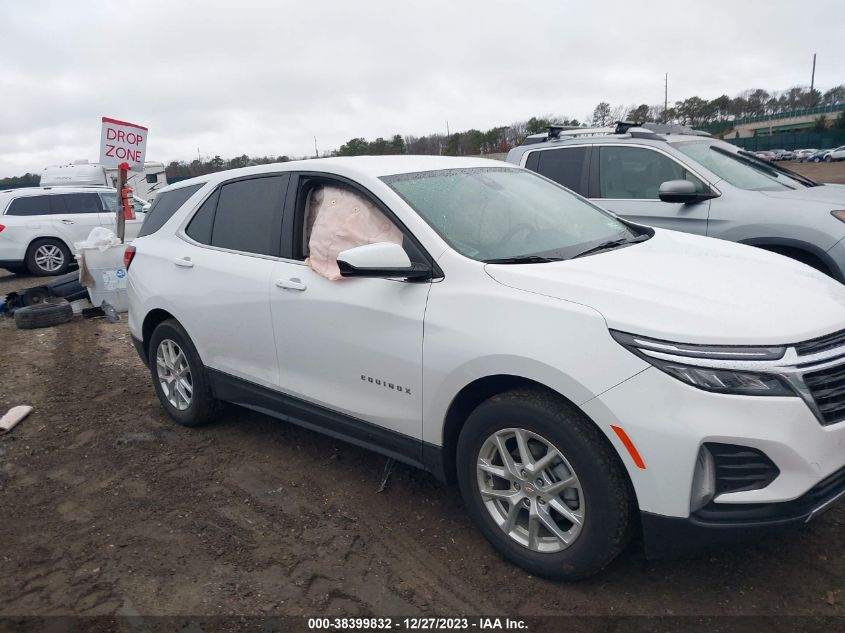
[337,242,431,280]
[658,180,715,204]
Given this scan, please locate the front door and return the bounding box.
[591,145,711,235]
[269,176,430,441]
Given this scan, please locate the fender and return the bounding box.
[739,236,843,282]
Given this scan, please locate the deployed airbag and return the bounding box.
[306,186,403,280]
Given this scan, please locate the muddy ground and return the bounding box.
[0,161,844,625]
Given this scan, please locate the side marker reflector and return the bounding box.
[610,425,646,470]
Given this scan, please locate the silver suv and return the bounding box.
[506,123,845,281]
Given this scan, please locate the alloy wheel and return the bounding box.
[34,244,65,273]
[476,427,584,553]
[155,339,193,410]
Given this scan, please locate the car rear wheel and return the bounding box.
[149,319,221,427]
[456,389,634,580]
[26,238,70,276]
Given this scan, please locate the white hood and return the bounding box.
[485,230,845,345]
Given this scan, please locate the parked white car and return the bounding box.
[0,186,148,275]
[826,145,845,162]
[127,157,845,579]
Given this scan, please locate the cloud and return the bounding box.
[0,0,842,176]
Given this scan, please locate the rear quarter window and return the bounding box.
[137,184,204,237]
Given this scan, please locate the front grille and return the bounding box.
[796,328,845,356]
[706,443,779,495]
[803,363,845,426]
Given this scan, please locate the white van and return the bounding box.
[41,161,167,201]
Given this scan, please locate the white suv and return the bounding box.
[126,157,845,579]
[0,186,148,275]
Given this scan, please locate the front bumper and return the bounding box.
[581,366,845,518]
[825,235,845,282]
[642,464,845,557]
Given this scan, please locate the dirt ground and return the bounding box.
[785,160,845,184]
[1,166,845,624]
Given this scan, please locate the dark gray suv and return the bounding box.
[506,124,845,281]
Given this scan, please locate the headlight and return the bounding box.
[832,210,845,223]
[610,330,795,397]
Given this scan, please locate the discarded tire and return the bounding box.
[14,300,73,330]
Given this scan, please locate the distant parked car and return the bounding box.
[807,150,832,163]
[754,151,776,160]
[776,150,795,161]
[794,149,818,162]
[507,123,845,281]
[769,149,788,161]
[825,146,845,162]
[0,187,148,275]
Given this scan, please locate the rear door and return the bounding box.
[589,145,711,235]
[174,174,289,387]
[50,193,104,245]
[524,146,591,196]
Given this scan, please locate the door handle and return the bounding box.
[60,219,74,225]
[172,257,194,268]
[275,278,306,291]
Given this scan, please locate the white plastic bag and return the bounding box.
[74,227,120,253]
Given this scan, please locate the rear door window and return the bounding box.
[531,147,590,196]
[137,184,204,237]
[209,175,288,256]
[6,195,52,216]
[57,193,102,214]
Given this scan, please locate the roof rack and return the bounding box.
[547,124,584,140]
[522,119,710,148]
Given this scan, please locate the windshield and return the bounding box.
[383,167,641,262]
[674,141,808,191]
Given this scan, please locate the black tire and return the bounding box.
[824,155,833,162]
[25,238,71,276]
[148,319,221,427]
[456,389,634,580]
[14,299,73,329]
[19,286,51,307]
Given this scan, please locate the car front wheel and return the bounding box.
[456,389,634,580]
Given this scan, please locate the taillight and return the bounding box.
[0,224,5,232]
[123,245,136,270]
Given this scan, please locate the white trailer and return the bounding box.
[40,160,167,201]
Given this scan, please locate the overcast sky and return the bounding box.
[0,0,842,177]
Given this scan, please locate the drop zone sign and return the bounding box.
[99,117,147,172]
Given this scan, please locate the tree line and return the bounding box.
[2,83,843,186]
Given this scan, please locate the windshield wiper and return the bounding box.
[483,255,563,264]
[736,150,819,187]
[572,234,650,259]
